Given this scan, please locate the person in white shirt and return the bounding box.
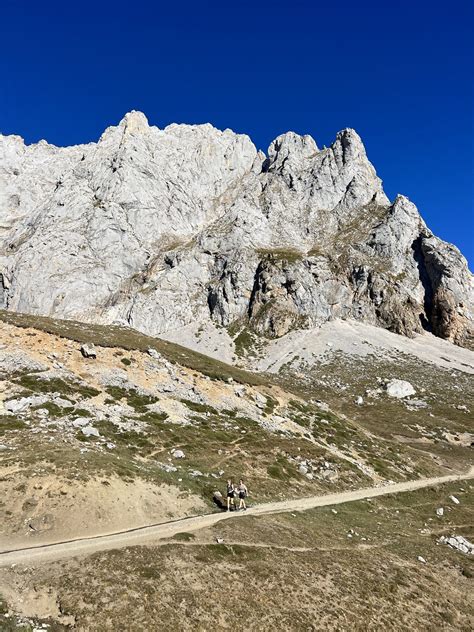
[237,479,248,510]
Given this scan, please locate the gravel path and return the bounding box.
[1,467,472,567]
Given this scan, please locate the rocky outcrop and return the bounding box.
[0,111,472,346]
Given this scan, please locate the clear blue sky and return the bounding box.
[1,0,472,265]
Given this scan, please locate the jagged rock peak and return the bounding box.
[264,127,370,172]
[0,112,472,349]
[336,128,367,160]
[268,131,319,160]
[119,110,151,134]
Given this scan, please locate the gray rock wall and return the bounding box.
[0,111,472,347]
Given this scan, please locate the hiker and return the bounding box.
[237,479,248,510]
[226,479,236,511]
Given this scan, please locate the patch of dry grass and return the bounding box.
[2,482,472,631]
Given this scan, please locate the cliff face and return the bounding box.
[0,111,472,346]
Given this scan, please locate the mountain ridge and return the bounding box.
[0,111,472,348]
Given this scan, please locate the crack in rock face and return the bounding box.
[0,113,472,347]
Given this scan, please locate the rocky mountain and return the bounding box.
[0,111,472,347]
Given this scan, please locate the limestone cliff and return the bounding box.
[0,111,472,347]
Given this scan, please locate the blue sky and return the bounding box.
[1,0,472,264]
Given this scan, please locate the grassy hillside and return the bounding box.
[1,310,473,630]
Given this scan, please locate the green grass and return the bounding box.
[104,386,159,412]
[136,410,169,423]
[289,412,311,428]
[256,248,305,264]
[0,415,26,433]
[266,464,286,480]
[234,328,255,356]
[263,395,278,416]
[179,399,218,415]
[14,373,100,399]
[31,402,75,417]
[72,407,94,418]
[288,399,314,414]
[221,408,237,418]
[229,325,265,359]
[94,421,153,449]
[172,531,196,542]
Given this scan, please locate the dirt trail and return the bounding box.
[1,468,472,567]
